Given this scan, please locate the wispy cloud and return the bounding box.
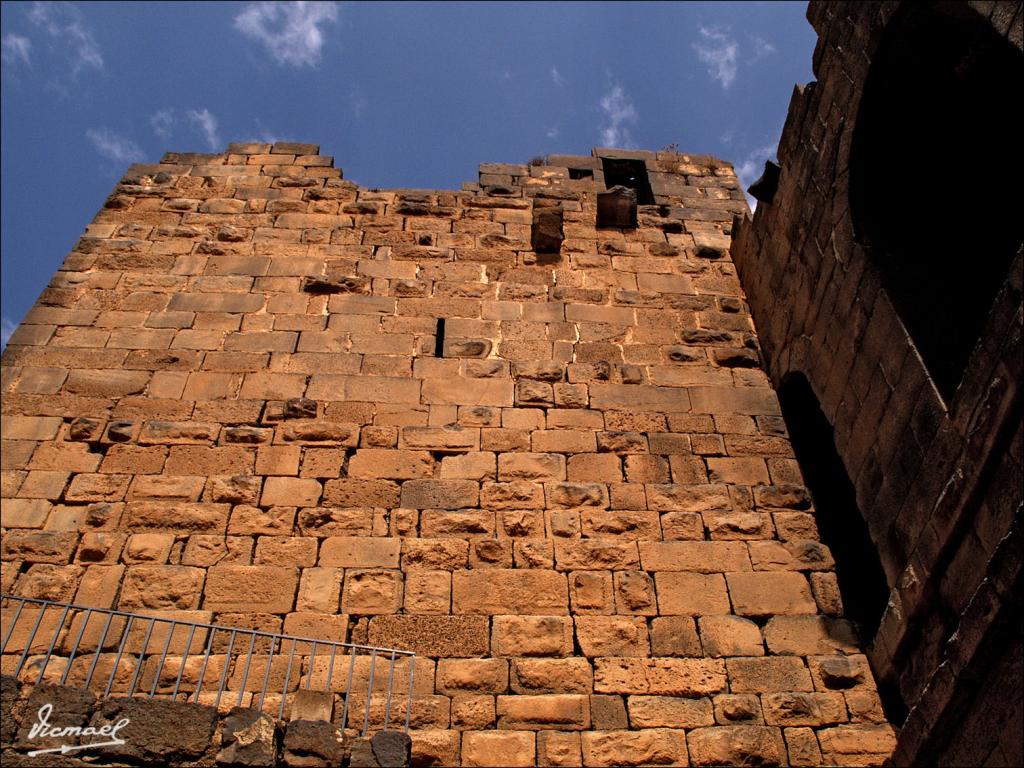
[150,109,175,139]
[546,126,559,139]
[551,66,565,87]
[1,317,17,350]
[86,128,145,165]
[233,1,339,68]
[598,83,639,148]
[28,2,103,75]
[186,108,221,151]
[693,27,738,89]
[2,34,32,66]
[350,88,367,119]
[747,34,776,64]
[735,142,777,210]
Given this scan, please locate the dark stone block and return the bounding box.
[88,698,217,763]
[282,720,343,768]
[531,207,564,254]
[284,398,319,420]
[748,160,781,205]
[13,683,95,750]
[1,676,19,746]
[217,707,277,767]
[371,731,411,768]
[349,737,379,768]
[596,186,637,229]
[590,694,628,729]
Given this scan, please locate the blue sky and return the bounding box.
[1,1,816,346]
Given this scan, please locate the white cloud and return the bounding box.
[233,1,339,68]
[735,142,777,210]
[186,108,221,151]
[2,34,32,66]
[747,34,776,64]
[150,108,175,139]
[551,66,565,87]
[546,126,559,139]
[350,88,367,119]
[598,83,639,148]
[28,2,103,74]
[86,128,145,165]
[693,26,738,89]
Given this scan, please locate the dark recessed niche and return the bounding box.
[601,158,654,205]
[849,3,1023,402]
[568,168,594,180]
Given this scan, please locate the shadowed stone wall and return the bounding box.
[731,2,1023,765]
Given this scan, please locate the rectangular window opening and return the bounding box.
[434,318,446,357]
[601,158,655,205]
[568,168,593,180]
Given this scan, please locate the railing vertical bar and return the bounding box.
[215,630,237,711]
[278,638,298,720]
[103,615,134,698]
[83,612,114,690]
[35,604,72,685]
[403,655,415,733]
[128,618,156,697]
[256,634,278,713]
[362,649,377,737]
[325,642,337,691]
[171,624,197,701]
[1,598,26,654]
[14,602,47,678]
[237,632,257,708]
[193,627,215,703]
[340,647,357,730]
[383,650,397,730]
[150,620,177,697]
[306,640,317,690]
[61,608,93,686]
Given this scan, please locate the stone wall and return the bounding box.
[730,2,1022,766]
[3,140,895,766]
[0,674,410,767]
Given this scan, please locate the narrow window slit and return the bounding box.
[434,318,446,358]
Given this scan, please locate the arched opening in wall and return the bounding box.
[777,374,905,721]
[849,3,1024,403]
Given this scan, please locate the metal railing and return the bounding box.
[1,594,415,734]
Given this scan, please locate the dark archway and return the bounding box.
[849,3,1024,402]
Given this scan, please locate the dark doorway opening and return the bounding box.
[568,168,593,180]
[601,158,655,204]
[849,3,1024,402]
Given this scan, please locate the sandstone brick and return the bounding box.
[229,504,295,535]
[342,569,402,614]
[319,536,400,567]
[581,730,689,767]
[537,731,582,767]
[1,498,51,528]
[499,452,566,481]
[762,691,848,726]
[687,726,786,767]
[400,479,479,509]
[554,539,639,570]
[762,615,859,655]
[119,565,205,610]
[655,572,731,615]
[254,535,317,566]
[295,567,342,613]
[784,726,824,767]
[496,694,590,730]
[639,541,751,572]
[453,569,568,614]
[437,658,509,694]
[613,570,658,615]
[322,478,399,508]
[492,615,574,657]
[726,572,816,616]
[569,571,614,614]
[462,731,535,767]
[698,615,764,657]
[575,616,649,657]
[439,451,496,480]
[817,724,897,766]
[348,448,434,479]
[511,658,594,694]
[628,695,715,728]
[203,565,298,613]
[727,657,813,693]
[125,501,229,533]
[595,658,726,696]
[1,531,79,563]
